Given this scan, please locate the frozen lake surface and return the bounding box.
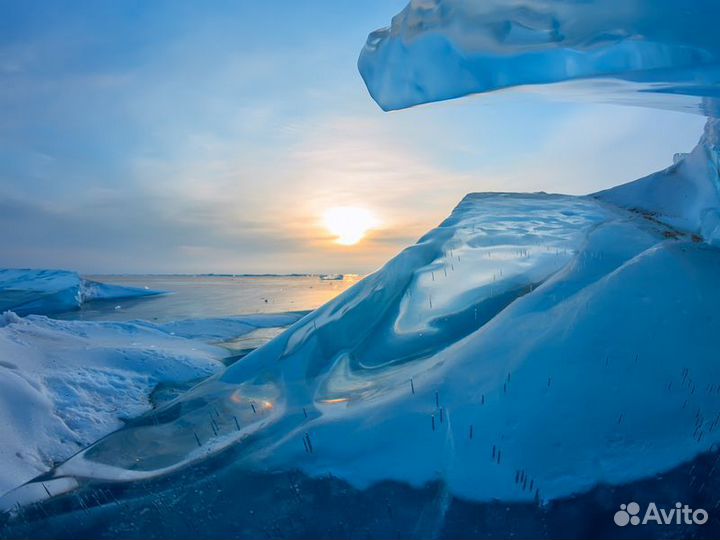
[56,274,360,323]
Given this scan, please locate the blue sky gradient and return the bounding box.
[0,1,706,273]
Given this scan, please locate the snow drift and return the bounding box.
[0,270,164,316]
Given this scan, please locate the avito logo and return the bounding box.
[614,501,708,526]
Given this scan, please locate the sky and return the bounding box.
[0,1,707,275]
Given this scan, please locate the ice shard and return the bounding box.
[358,0,720,114]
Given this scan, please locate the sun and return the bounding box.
[323,206,379,246]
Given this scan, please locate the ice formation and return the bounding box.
[5,192,720,517]
[597,117,720,245]
[358,0,720,246]
[358,0,720,113]
[0,270,164,316]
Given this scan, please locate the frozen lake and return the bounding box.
[54,274,361,323]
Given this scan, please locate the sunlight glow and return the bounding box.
[323,207,379,246]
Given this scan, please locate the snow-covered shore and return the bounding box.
[0,309,307,496]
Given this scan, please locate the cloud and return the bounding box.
[0,194,304,274]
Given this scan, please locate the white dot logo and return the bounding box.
[613,500,709,526]
[614,502,641,526]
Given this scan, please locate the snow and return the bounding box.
[10,193,720,511]
[157,312,307,342]
[358,0,720,114]
[0,269,164,316]
[0,313,225,496]
[0,311,304,498]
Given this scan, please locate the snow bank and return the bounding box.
[157,312,308,342]
[358,0,720,113]
[0,309,308,498]
[13,193,720,510]
[0,314,226,496]
[0,269,164,316]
